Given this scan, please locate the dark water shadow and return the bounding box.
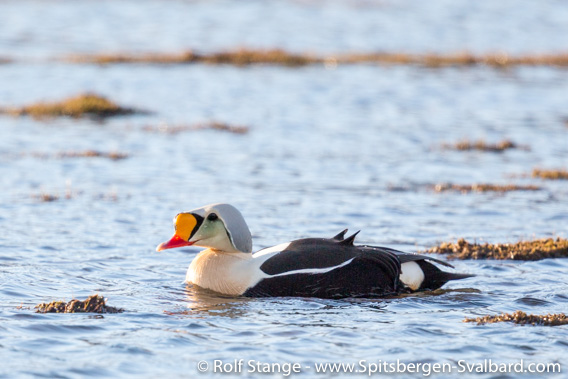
[172,285,482,319]
[163,284,252,319]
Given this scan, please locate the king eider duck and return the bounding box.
[156,203,472,298]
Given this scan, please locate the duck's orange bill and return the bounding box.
[156,234,194,252]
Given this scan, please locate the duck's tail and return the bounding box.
[415,260,474,291]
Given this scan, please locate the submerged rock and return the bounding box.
[464,311,568,326]
[35,295,123,314]
[423,237,568,260]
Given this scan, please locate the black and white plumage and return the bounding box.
[156,203,473,299]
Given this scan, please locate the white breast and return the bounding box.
[186,246,287,295]
[186,250,256,295]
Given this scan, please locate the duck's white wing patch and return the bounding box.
[268,258,355,278]
[253,242,291,258]
[399,261,425,290]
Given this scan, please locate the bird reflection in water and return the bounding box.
[163,284,251,318]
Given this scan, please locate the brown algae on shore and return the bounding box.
[34,193,61,202]
[339,51,568,67]
[423,237,568,260]
[56,150,129,160]
[69,49,318,67]
[441,139,520,152]
[464,311,568,326]
[532,168,568,180]
[35,295,123,313]
[32,190,73,202]
[143,121,249,134]
[432,183,541,193]
[0,93,142,119]
[28,150,129,160]
[32,181,74,202]
[67,49,568,68]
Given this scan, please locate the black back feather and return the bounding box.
[249,237,402,298]
[368,246,455,269]
[332,229,348,240]
[251,233,472,298]
[338,231,360,246]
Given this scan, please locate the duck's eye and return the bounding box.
[207,213,218,221]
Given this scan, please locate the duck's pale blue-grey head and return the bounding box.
[156,203,252,254]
